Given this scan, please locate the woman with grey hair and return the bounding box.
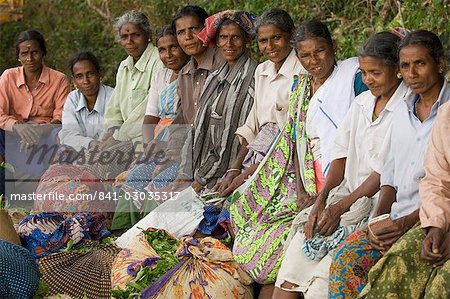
[103,10,163,146]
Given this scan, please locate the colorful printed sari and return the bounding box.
[359,224,450,299]
[230,74,317,284]
[329,228,382,298]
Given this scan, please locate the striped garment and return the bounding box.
[178,54,257,187]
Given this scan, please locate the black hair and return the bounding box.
[359,32,401,67]
[399,30,444,64]
[293,19,333,47]
[171,5,208,32]
[15,29,47,57]
[68,51,101,76]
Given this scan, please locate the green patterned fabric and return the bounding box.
[359,224,450,299]
[230,74,317,284]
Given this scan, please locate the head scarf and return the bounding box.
[391,27,410,38]
[198,10,256,47]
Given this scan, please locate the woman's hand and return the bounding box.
[297,191,317,211]
[422,227,450,266]
[368,228,385,252]
[191,180,204,194]
[213,170,240,194]
[317,201,345,236]
[218,172,247,197]
[304,193,326,239]
[14,123,53,152]
[161,179,191,193]
[372,217,409,251]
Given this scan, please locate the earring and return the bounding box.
[397,73,402,79]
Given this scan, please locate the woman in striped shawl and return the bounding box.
[176,10,258,193]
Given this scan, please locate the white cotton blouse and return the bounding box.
[332,81,409,193]
[235,49,305,143]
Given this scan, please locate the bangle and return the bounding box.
[226,168,241,174]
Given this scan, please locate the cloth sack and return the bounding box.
[115,187,204,248]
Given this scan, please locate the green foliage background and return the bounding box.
[1,0,449,86]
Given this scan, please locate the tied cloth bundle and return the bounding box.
[198,10,256,47]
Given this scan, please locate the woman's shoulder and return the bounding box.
[44,65,67,78]
[336,57,360,74]
[101,84,115,95]
[0,67,22,81]
[254,58,272,75]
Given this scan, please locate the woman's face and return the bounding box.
[174,15,206,58]
[399,44,444,96]
[257,24,292,70]
[72,60,101,99]
[295,37,335,81]
[119,23,149,62]
[157,34,189,72]
[18,40,45,73]
[359,56,399,99]
[217,22,248,66]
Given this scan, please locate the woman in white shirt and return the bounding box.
[274,32,407,299]
[59,51,113,152]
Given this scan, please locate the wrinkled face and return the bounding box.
[18,40,44,73]
[119,23,149,61]
[359,56,399,99]
[72,60,101,99]
[295,37,335,80]
[157,34,189,71]
[399,44,443,95]
[217,22,248,66]
[257,24,292,70]
[174,15,206,58]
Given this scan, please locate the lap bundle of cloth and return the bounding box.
[35,164,113,213]
[17,212,111,258]
[16,210,120,298]
[0,208,40,299]
[359,224,450,299]
[38,242,121,299]
[0,240,41,299]
[112,228,253,299]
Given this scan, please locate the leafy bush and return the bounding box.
[0,0,448,87]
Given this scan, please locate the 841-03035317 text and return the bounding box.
[8,191,181,202]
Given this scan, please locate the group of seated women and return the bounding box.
[0,4,449,299]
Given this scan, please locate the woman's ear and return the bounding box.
[332,40,337,54]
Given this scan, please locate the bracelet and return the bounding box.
[226,168,241,174]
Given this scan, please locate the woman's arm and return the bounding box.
[215,139,249,196]
[304,158,346,239]
[372,185,396,217]
[316,170,380,236]
[293,145,316,210]
[142,115,160,145]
